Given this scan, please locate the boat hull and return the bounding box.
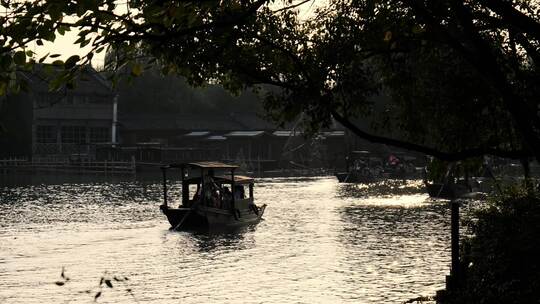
[161,204,266,230]
[425,182,470,199]
[426,183,455,199]
[335,172,379,183]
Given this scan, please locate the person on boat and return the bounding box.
[222,186,232,209]
[192,185,201,204]
[211,188,221,208]
[234,185,245,200]
[202,169,220,206]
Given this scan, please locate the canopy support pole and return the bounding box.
[231,168,236,213]
[161,167,168,207]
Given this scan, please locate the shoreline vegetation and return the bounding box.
[436,182,540,304]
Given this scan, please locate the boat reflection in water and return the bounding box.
[181,226,260,254]
[159,161,267,231]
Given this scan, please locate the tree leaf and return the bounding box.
[0,55,13,69]
[13,51,26,65]
[384,31,392,42]
[0,81,7,96]
[131,64,143,76]
[94,291,101,301]
[39,53,49,63]
[65,55,80,69]
[104,279,113,288]
[80,39,91,48]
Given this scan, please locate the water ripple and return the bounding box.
[0,176,451,303]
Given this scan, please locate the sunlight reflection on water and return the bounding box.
[0,176,448,303]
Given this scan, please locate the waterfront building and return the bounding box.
[0,66,116,160]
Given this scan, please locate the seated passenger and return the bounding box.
[222,186,232,209]
[234,185,245,200]
[192,186,201,202]
[211,189,221,208]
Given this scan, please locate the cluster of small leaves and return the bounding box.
[0,0,115,95]
[54,266,70,286]
[54,268,135,303]
[94,273,133,302]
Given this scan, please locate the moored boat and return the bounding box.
[159,161,266,230]
[424,181,458,199]
[335,151,384,183]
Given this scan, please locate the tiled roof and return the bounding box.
[224,131,265,137]
[23,65,112,96]
[184,131,211,136]
[119,113,275,131]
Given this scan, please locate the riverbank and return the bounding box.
[435,184,540,304]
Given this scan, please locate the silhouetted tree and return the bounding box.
[1,0,540,161]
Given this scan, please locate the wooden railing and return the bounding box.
[0,158,136,175]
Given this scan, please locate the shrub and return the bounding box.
[441,185,540,304]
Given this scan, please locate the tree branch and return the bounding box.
[331,109,531,161]
[272,0,314,13]
[477,0,540,41]
[402,0,540,162]
[449,0,540,160]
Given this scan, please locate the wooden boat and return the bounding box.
[159,161,266,230]
[424,180,472,199]
[335,171,379,183]
[335,151,383,183]
[424,181,458,199]
[423,160,473,199]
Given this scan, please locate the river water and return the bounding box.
[0,175,451,303]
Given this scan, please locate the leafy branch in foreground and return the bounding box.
[53,267,137,303]
[2,0,540,162]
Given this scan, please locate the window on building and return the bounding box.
[36,126,56,143]
[64,94,73,105]
[91,95,109,104]
[37,93,62,106]
[71,95,90,105]
[61,126,86,143]
[89,127,110,143]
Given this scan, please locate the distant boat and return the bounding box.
[424,180,474,199]
[335,171,380,183]
[423,161,473,199]
[424,181,457,199]
[335,151,384,183]
[159,161,266,230]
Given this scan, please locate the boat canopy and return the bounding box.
[184,175,254,185]
[168,161,239,170]
[351,150,371,155]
